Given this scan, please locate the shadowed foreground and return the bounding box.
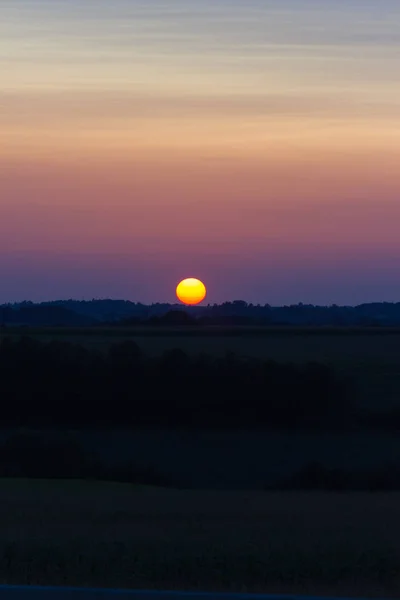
[0,588,395,600]
[0,480,399,597]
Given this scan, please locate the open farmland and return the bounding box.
[4,325,400,363]
[2,327,400,491]
[0,479,399,596]
[4,326,400,409]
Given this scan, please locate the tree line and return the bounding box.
[4,300,400,326]
[0,336,353,430]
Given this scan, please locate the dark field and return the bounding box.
[0,479,399,597]
[2,329,400,595]
[2,326,400,489]
[5,326,400,364]
[4,326,400,409]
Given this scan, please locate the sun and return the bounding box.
[176,278,207,306]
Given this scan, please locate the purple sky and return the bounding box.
[2,1,400,304]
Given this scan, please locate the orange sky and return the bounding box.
[2,0,400,304]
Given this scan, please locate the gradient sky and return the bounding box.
[2,0,400,305]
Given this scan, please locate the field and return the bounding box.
[5,325,400,364]
[0,479,399,596]
[4,326,400,409]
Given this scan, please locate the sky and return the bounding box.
[2,0,400,305]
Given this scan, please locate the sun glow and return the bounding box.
[176,278,207,305]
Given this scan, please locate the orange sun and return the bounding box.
[176,278,207,305]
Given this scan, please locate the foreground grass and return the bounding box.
[0,479,399,597]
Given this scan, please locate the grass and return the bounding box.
[0,478,399,596]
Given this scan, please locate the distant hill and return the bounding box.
[2,299,400,327]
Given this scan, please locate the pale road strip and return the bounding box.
[0,587,395,600]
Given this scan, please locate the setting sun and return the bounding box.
[176,278,207,306]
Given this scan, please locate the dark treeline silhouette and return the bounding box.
[0,336,355,431]
[3,299,400,327]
